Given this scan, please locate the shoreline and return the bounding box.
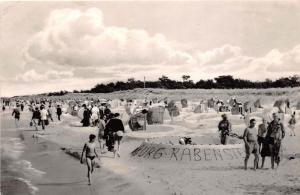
[20,127,148,195]
[1,111,148,195]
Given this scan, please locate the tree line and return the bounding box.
[43,75,299,96]
[75,75,299,94]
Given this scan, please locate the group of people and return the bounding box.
[218,112,297,170]
[30,104,62,130]
[80,104,112,127]
[244,113,286,170]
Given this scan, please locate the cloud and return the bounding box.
[72,67,117,79]
[15,69,73,82]
[24,8,193,70]
[196,45,242,66]
[195,44,300,80]
[264,46,300,72]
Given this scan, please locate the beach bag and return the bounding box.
[45,119,49,126]
[116,131,124,137]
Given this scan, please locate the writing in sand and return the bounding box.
[131,143,244,161]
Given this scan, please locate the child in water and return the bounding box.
[80,134,100,185]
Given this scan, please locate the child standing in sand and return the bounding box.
[243,119,259,170]
[81,134,100,185]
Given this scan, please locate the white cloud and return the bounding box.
[196,45,242,66]
[264,46,300,72]
[24,8,193,70]
[195,44,300,80]
[15,69,73,82]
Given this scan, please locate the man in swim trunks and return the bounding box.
[243,119,259,170]
[81,134,100,185]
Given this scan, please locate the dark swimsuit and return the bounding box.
[85,142,96,160]
[86,156,96,160]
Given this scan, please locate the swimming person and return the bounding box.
[80,134,100,185]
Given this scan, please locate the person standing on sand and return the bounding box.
[91,105,100,127]
[81,104,91,127]
[105,113,125,158]
[47,105,54,122]
[104,105,111,122]
[257,118,268,154]
[20,102,24,111]
[243,119,259,170]
[98,116,106,153]
[12,105,21,128]
[40,106,48,130]
[264,113,285,169]
[80,134,100,185]
[218,114,232,145]
[32,107,41,131]
[56,105,62,121]
[288,112,296,136]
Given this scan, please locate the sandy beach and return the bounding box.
[1,97,300,195]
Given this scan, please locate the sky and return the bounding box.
[1,1,300,97]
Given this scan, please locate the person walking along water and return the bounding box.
[80,134,100,185]
[12,105,21,128]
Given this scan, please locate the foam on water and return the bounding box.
[16,177,40,195]
[1,137,45,195]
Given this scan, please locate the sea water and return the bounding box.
[1,112,45,195]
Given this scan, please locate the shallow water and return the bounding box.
[1,111,45,195]
[1,132,44,195]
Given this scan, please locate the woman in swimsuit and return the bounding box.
[80,134,99,185]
